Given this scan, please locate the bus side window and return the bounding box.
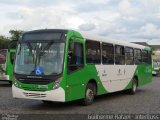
[102,43,114,64]
[125,47,134,65]
[134,49,142,65]
[68,41,84,73]
[86,40,101,64]
[115,45,125,65]
[142,50,149,64]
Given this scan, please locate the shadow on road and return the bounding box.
[25,89,147,111]
[25,100,79,111]
[94,89,146,103]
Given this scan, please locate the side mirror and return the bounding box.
[68,50,73,56]
[68,50,73,64]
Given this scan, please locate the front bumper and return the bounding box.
[12,85,65,102]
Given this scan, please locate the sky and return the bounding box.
[0,0,160,43]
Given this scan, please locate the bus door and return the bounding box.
[66,38,86,101]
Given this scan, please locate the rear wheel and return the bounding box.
[81,83,96,106]
[128,78,138,94]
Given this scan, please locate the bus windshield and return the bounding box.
[15,42,65,76]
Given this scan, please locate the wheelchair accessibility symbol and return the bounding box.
[35,66,43,75]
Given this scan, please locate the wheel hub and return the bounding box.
[86,89,94,102]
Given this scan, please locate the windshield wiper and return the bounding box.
[39,41,54,56]
[31,42,54,75]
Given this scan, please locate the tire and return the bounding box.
[128,78,138,94]
[80,83,96,106]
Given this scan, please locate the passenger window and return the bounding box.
[115,45,125,65]
[86,40,101,64]
[68,41,84,72]
[142,50,149,64]
[125,47,134,65]
[134,49,142,65]
[102,43,114,64]
[148,51,152,64]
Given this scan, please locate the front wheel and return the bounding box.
[80,83,96,106]
[128,78,138,94]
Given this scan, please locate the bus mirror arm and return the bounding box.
[68,51,73,59]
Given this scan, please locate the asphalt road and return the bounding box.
[0,77,159,115]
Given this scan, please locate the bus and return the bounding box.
[0,49,16,84]
[12,29,152,105]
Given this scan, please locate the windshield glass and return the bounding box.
[15,42,65,75]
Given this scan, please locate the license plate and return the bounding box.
[37,85,48,89]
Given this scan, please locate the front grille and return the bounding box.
[18,78,51,85]
[23,92,46,98]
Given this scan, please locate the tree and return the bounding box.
[0,30,24,49]
[9,30,24,41]
[0,35,10,49]
[9,30,24,49]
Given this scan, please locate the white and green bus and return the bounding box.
[0,49,16,84]
[12,29,152,105]
[152,60,160,76]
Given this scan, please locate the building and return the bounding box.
[132,42,160,61]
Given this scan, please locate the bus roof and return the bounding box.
[24,29,67,35]
[79,32,151,50]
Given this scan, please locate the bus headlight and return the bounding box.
[14,81,19,87]
[53,77,61,90]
